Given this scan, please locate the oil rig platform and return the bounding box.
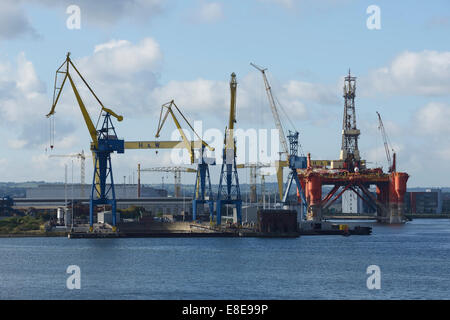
[297,71,409,224]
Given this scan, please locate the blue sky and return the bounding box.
[0,0,449,188]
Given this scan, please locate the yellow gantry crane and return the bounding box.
[46,52,124,231]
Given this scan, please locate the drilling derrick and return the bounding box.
[339,70,364,171]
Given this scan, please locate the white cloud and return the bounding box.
[0,52,46,122]
[0,0,166,40]
[0,1,37,40]
[94,39,130,53]
[263,0,295,9]
[0,52,56,149]
[71,37,163,117]
[414,102,450,135]
[283,80,339,105]
[362,50,450,96]
[35,0,166,27]
[148,70,316,124]
[79,38,162,77]
[7,139,27,149]
[150,78,228,115]
[194,2,224,23]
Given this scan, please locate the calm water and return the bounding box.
[0,219,449,300]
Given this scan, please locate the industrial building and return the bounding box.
[25,184,167,199]
[404,188,444,214]
[342,190,363,214]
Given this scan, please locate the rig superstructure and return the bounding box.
[297,71,409,224]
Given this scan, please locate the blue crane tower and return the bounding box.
[216,73,242,225]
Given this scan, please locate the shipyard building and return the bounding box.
[26,184,167,199]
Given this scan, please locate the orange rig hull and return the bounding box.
[297,166,409,224]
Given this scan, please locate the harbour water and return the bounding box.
[0,219,449,300]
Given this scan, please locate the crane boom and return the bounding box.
[250,63,289,158]
[46,53,123,149]
[155,100,214,164]
[376,111,395,172]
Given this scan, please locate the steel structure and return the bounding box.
[297,71,409,224]
[154,100,215,221]
[339,70,363,171]
[251,63,307,203]
[282,130,307,211]
[377,111,396,173]
[216,73,242,225]
[47,53,124,231]
[139,166,197,198]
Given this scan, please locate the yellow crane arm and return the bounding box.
[156,101,193,159]
[46,53,123,149]
[154,100,214,163]
[124,140,207,150]
[67,73,99,147]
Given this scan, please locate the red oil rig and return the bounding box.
[297,71,409,224]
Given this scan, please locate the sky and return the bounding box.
[0,0,449,188]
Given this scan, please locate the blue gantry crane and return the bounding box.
[216,73,242,225]
[46,53,124,232]
[154,100,216,221]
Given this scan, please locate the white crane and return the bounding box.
[49,150,88,197]
[376,111,396,172]
[250,63,289,159]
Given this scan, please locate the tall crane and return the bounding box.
[251,63,307,203]
[154,100,216,220]
[49,150,88,197]
[139,166,197,198]
[46,53,124,231]
[376,111,396,172]
[250,63,289,159]
[216,73,242,225]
